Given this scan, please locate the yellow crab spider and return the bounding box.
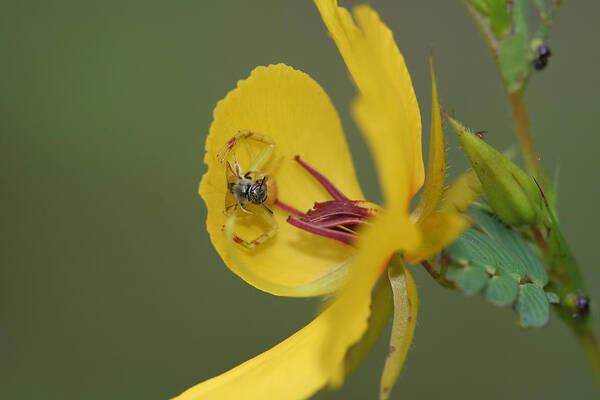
[217,130,278,249]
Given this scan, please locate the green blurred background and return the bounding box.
[2,0,599,398]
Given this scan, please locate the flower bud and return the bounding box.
[447,115,543,227]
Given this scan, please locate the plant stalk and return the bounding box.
[421,260,456,290]
[464,0,598,388]
[578,327,600,387]
[536,223,600,389]
[508,89,539,176]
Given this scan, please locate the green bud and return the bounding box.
[530,37,544,52]
[446,115,543,227]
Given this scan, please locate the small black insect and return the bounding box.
[533,44,552,71]
[473,130,487,140]
[574,295,590,318]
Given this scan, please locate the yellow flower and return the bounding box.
[175,1,470,399]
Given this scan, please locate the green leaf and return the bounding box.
[497,0,530,92]
[467,0,512,37]
[546,292,560,304]
[515,283,550,327]
[447,264,489,295]
[446,228,526,280]
[445,229,496,271]
[512,0,528,35]
[443,206,554,328]
[483,274,519,306]
[472,207,548,286]
[539,167,559,223]
[465,0,560,93]
[531,0,547,16]
[467,0,491,15]
[499,33,529,92]
[488,0,511,37]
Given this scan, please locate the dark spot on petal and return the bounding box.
[388,345,396,355]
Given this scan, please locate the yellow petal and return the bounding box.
[200,64,363,294]
[172,263,394,400]
[172,302,341,400]
[411,55,445,221]
[404,212,469,264]
[315,0,424,206]
[223,214,350,297]
[321,210,421,387]
[436,169,483,213]
[380,260,418,400]
[344,270,393,374]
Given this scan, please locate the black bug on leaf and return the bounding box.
[574,295,590,318]
[533,44,552,71]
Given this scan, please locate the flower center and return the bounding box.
[276,156,379,245]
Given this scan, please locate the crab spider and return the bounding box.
[217,131,278,249]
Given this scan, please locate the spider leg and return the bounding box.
[217,130,275,170]
[243,170,263,178]
[247,146,274,172]
[232,211,278,249]
[243,136,254,161]
[223,202,238,216]
[233,155,242,177]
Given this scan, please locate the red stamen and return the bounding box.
[286,216,355,245]
[311,217,368,228]
[294,156,349,201]
[277,155,379,246]
[274,199,306,218]
[306,201,374,220]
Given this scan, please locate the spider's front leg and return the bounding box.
[223,202,238,215]
[231,211,278,249]
[217,130,275,172]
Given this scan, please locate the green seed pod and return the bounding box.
[447,115,543,227]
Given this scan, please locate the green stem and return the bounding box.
[421,260,457,290]
[508,89,539,176]
[542,223,584,292]
[553,300,600,388]
[578,327,600,386]
[464,0,598,388]
[534,0,564,40]
[464,1,499,63]
[537,223,600,388]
